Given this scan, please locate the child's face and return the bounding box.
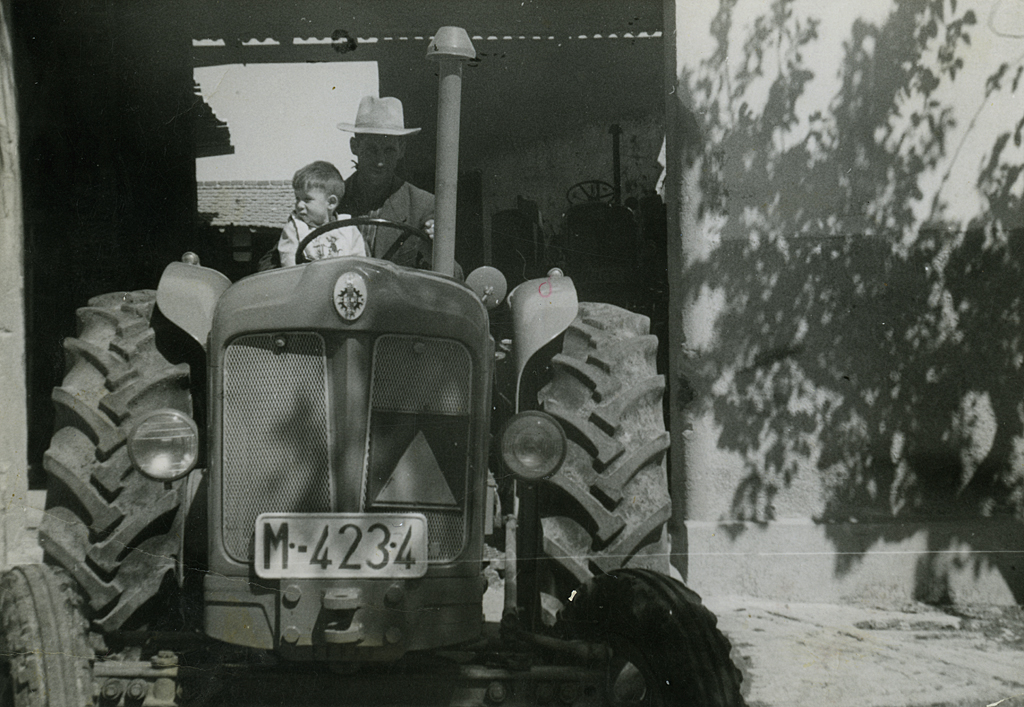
[295,187,337,227]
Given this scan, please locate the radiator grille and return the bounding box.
[371,336,471,414]
[220,331,474,565]
[423,510,466,561]
[222,333,332,560]
[368,336,472,562]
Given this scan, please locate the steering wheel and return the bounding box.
[295,217,431,265]
[566,180,616,205]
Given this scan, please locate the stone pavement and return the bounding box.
[704,594,1024,707]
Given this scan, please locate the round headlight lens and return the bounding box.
[500,411,567,482]
[127,409,199,481]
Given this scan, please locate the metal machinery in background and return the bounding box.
[0,28,744,707]
[492,124,668,321]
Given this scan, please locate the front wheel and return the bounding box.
[0,565,94,707]
[39,290,193,632]
[559,569,746,707]
[536,303,672,594]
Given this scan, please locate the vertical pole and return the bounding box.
[427,27,475,277]
[432,58,462,277]
[665,0,715,580]
[502,512,518,616]
[610,124,622,205]
[0,0,28,570]
[664,0,689,578]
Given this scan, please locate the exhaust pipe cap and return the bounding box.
[427,26,476,61]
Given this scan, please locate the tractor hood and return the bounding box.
[157,258,490,350]
[211,258,489,346]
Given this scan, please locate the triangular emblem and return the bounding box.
[374,431,457,506]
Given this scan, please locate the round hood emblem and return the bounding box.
[333,272,368,321]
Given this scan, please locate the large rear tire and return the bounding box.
[0,565,95,707]
[38,290,192,632]
[560,569,745,707]
[537,302,672,589]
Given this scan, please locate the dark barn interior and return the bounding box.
[12,0,665,480]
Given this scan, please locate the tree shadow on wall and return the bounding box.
[685,0,1024,601]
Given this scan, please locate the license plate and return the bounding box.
[254,513,428,579]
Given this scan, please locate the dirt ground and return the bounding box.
[7,497,1023,707]
[705,594,1024,707]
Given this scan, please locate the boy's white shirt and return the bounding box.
[277,212,367,267]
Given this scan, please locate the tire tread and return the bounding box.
[40,290,191,632]
[538,302,671,581]
[562,569,745,707]
[0,565,94,707]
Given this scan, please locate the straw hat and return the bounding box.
[337,96,421,136]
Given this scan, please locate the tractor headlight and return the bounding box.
[127,409,199,481]
[500,411,566,483]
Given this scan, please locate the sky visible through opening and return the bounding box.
[194,62,379,183]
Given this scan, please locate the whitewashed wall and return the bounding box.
[669,0,1024,603]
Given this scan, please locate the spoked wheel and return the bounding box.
[560,569,746,707]
[566,180,616,204]
[0,565,94,707]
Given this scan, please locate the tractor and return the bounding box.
[0,28,744,707]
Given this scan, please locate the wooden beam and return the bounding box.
[185,0,662,43]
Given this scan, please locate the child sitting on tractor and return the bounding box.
[277,160,366,267]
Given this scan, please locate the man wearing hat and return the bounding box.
[337,96,436,270]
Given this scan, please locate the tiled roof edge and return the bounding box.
[197,180,292,187]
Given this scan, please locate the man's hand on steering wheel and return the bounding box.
[294,217,431,265]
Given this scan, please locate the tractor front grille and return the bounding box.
[365,335,472,562]
[370,335,472,414]
[222,333,332,560]
[421,510,467,561]
[220,331,474,564]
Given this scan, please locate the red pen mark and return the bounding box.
[539,279,552,297]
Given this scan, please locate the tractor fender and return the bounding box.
[157,260,232,348]
[507,272,578,408]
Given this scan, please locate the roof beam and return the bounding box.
[186,0,662,43]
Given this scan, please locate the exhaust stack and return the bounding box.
[426,27,475,277]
